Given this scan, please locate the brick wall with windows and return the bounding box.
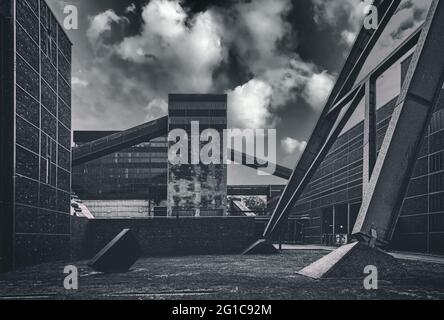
[0,0,72,270]
[291,55,444,254]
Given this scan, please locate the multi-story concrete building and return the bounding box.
[168,94,228,217]
[0,0,72,271]
[290,56,444,254]
[72,132,168,217]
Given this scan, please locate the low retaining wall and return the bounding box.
[72,217,257,259]
[82,200,151,218]
[70,216,90,261]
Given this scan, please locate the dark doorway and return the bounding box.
[334,203,348,235]
[322,207,334,245]
[320,202,362,246]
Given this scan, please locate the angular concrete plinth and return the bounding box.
[298,242,407,279]
[242,239,280,255]
[89,229,142,273]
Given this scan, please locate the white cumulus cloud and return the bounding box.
[227,79,274,129]
[126,3,136,14]
[86,9,125,44]
[116,0,224,93]
[71,77,89,87]
[281,137,307,155]
[303,71,335,110]
[312,0,373,45]
[145,98,168,122]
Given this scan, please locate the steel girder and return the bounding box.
[363,78,377,195]
[229,148,292,180]
[266,86,365,239]
[353,0,444,244]
[327,25,421,117]
[72,116,169,166]
[72,119,293,179]
[262,0,401,240]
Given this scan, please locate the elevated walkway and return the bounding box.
[72,116,168,166]
[71,117,293,180]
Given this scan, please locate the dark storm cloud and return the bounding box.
[44,0,433,184]
[43,0,346,179]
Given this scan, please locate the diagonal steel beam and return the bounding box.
[229,149,292,180]
[327,24,421,116]
[262,0,400,240]
[264,86,365,239]
[72,117,169,166]
[353,0,444,244]
[363,78,377,195]
[330,0,402,109]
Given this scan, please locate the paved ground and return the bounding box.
[1,250,444,300]
[279,244,444,265]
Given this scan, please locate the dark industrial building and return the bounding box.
[72,132,168,217]
[290,57,444,254]
[0,0,72,271]
[71,94,229,218]
[167,94,228,217]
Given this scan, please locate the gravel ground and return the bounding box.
[1,250,444,300]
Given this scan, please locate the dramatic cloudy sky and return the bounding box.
[46,0,432,184]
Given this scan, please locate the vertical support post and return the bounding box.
[363,79,377,196]
[332,206,336,240]
[347,204,351,239]
[353,0,444,243]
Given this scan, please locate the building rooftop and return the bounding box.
[168,94,227,103]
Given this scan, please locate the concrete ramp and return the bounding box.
[298,242,407,279]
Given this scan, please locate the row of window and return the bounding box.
[169,109,227,117]
[16,62,71,136]
[170,117,227,125]
[169,102,227,111]
[16,147,70,191]
[17,0,71,60]
[15,175,70,212]
[396,213,444,234]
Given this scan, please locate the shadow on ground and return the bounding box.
[1,250,444,300]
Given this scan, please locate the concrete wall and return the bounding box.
[70,216,90,261]
[83,200,151,218]
[0,0,73,271]
[83,217,256,258]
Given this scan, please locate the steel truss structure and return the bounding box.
[251,0,444,250]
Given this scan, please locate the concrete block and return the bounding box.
[298,242,407,279]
